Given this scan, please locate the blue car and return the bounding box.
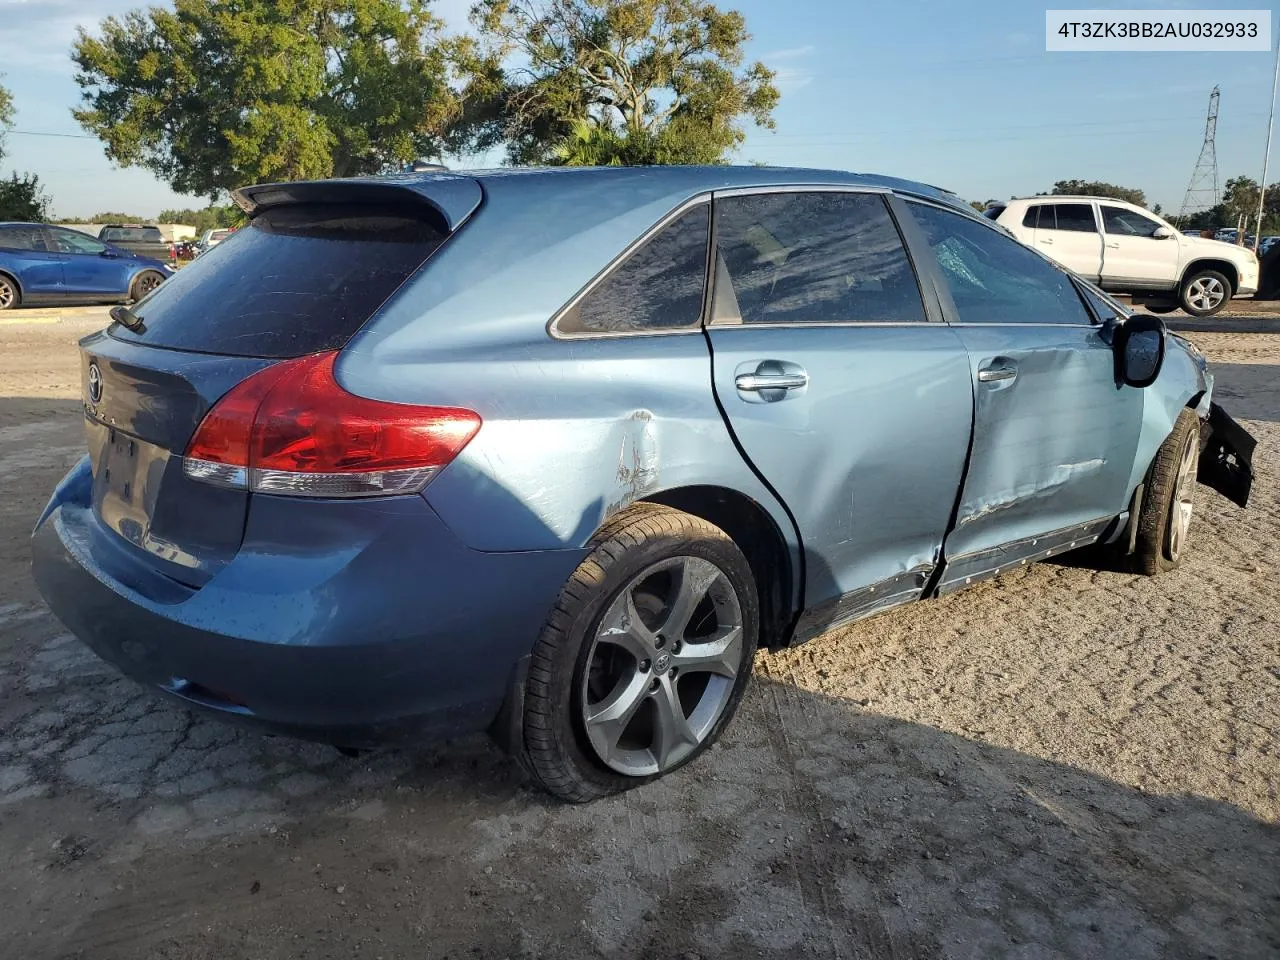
[0,222,172,309]
[30,167,1255,800]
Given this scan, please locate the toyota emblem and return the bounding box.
[87,363,103,404]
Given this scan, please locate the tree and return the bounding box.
[157,205,241,231]
[0,78,13,163]
[1049,179,1146,207]
[90,211,150,223]
[969,198,996,213]
[459,0,780,166]
[72,0,469,198]
[0,173,51,222]
[1223,175,1261,230]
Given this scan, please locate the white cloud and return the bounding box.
[762,45,816,94]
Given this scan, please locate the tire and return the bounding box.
[0,273,19,310]
[129,270,166,302]
[1179,268,1231,317]
[1132,409,1201,575]
[523,503,759,802]
[1143,300,1178,315]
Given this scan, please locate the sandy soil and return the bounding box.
[0,315,1276,959]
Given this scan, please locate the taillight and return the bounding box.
[183,352,480,498]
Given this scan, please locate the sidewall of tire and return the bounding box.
[1133,409,1200,575]
[1179,269,1231,317]
[130,270,164,302]
[0,273,19,310]
[524,508,759,801]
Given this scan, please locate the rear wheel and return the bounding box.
[1132,409,1201,575]
[1179,269,1231,317]
[130,270,166,302]
[523,504,759,802]
[0,274,19,310]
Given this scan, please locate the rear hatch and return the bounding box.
[80,177,481,588]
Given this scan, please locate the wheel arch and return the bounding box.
[0,268,22,301]
[640,485,797,651]
[1180,257,1238,293]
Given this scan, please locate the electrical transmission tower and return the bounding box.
[1176,86,1221,226]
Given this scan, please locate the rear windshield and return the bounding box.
[113,204,448,358]
[210,230,231,241]
[982,204,1005,220]
[102,226,164,243]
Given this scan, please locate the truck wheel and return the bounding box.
[1132,409,1201,575]
[1179,269,1231,317]
[130,270,166,301]
[0,274,18,310]
[523,504,759,802]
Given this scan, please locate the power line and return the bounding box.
[9,129,96,140]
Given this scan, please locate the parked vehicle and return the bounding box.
[31,168,1255,800]
[194,227,234,256]
[0,222,173,309]
[97,224,176,265]
[990,197,1259,316]
[1258,235,1280,257]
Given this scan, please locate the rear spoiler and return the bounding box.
[232,174,483,233]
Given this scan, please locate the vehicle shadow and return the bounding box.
[1,394,1276,958]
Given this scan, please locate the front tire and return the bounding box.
[1132,409,1201,575]
[1179,268,1231,317]
[129,270,166,302]
[523,504,759,802]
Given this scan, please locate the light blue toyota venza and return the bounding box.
[31,166,1255,801]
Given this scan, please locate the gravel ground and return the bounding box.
[0,316,1276,959]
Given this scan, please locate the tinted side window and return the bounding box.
[712,192,924,325]
[1021,206,1041,228]
[51,228,107,255]
[1101,206,1162,237]
[1081,284,1122,322]
[559,204,709,334]
[907,202,1094,326]
[0,225,47,251]
[113,204,448,358]
[1051,204,1097,233]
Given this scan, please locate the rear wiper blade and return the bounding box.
[109,305,144,332]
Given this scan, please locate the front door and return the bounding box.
[46,227,129,296]
[1030,201,1103,280]
[1098,204,1180,288]
[903,200,1145,592]
[706,189,974,638]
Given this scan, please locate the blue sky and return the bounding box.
[0,0,1275,218]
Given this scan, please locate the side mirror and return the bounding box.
[1152,226,1174,240]
[99,248,119,258]
[1114,314,1166,388]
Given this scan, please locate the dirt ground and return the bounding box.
[0,312,1276,959]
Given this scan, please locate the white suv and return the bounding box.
[987,196,1258,316]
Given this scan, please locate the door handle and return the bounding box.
[1105,242,1120,249]
[977,366,1017,383]
[735,372,809,392]
[1038,238,1054,245]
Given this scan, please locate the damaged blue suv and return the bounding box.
[32,166,1255,801]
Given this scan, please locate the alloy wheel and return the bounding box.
[136,272,164,296]
[1166,434,1199,561]
[1187,276,1225,312]
[581,555,744,777]
[0,277,14,309]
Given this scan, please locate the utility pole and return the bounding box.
[1254,38,1280,251]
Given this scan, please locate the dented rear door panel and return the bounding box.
[940,323,1144,581]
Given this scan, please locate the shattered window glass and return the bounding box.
[907,202,1093,326]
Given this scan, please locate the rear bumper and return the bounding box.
[31,457,585,746]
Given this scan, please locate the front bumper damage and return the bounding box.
[1198,403,1255,508]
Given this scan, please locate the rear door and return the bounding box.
[79,191,473,589]
[1098,204,1179,288]
[706,188,974,638]
[901,199,1144,591]
[1030,202,1103,280]
[47,226,129,295]
[0,224,64,297]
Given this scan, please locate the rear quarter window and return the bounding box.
[102,227,164,243]
[112,204,448,358]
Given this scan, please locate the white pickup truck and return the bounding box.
[987,196,1258,317]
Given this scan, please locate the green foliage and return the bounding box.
[1049,179,1146,207]
[72,0,468,198]
[0,78,13,163]
[157,204,241,231]
[1223,175,1260,227]
[969,198,996,213]
[0,172,52,222]
[460,0,780,166]
[89,211,150,223]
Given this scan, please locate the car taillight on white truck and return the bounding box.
[182,351,481,498]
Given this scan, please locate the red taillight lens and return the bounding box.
[183,352,480,498]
